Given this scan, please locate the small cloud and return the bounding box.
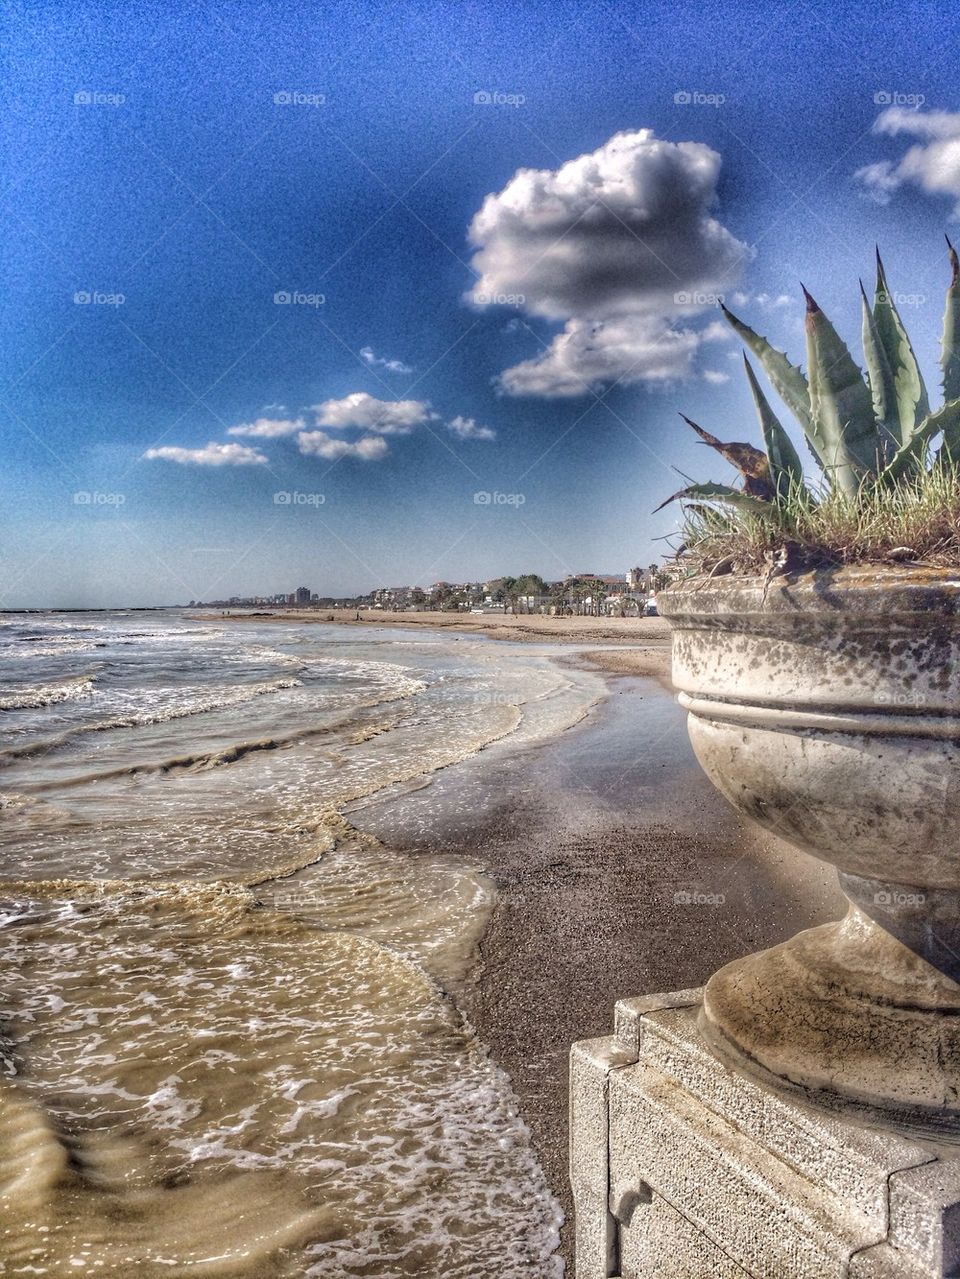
[312,391,431,434]
[298,430,389,461]
[447,414,496,441]
[703,369,730,384]
[729,291,791,311]
[701,319,734,342]
[143,442,267,466]
[359,346,414,374]
[856,107,960,215]
[226,417,304,438]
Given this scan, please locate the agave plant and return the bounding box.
[660,242,960,524]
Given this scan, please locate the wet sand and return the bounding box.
[355,670,845,1270]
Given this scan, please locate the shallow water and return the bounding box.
[0,611,604,1276]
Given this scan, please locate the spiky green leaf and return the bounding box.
[882,398,960,479]
[804,288,882,495]
[935,397,960,465]
[942,237,960,403]
[860,280,900,456]
[653,482,772,515]
[720,303,825,466]
[872,251,929,447]
[742,356,806,500]
[679,414,775,498]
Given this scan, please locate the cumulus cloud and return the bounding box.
[498,316,701,397]
[226,417,305,438]
[856,108,960,213]
[312,392,432,434]
[703,369,730,384]
[446,415,496,441]
[466,128,748,395]
[143,442,267,466]
[360,346,414,374]
[298,431,389,461]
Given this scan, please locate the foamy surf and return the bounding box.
[0,610,603,1275]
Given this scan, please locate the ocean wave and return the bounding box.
[0,675,96,712]
[0,677,303,763]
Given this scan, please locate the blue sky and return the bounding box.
[4,0,960,606]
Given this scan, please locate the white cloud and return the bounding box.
[312,392,432,434]
[446,415,496,441]
[856,108,960,214]
[360,346,414,374]
[731,290,791,310]
[498,316,700,397]
[298,431,389,461]
[226,417,304,438]
[143,442,267,466]
[703,369,730,384]
[466,128,748,395]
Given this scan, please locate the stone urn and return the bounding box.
[657,567,960,1127]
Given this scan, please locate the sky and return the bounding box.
[4,0,960,606]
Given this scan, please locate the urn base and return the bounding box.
[701,905,960,1126]
[571,990,960,1279]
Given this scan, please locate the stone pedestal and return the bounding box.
[570,990,960,1278]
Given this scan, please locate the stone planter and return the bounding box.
[657,567,960,1126]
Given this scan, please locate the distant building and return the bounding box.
[295,586,311,605]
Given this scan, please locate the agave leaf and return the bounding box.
[935,397,960,465]
[719,303,825,465]
[654,482,772,514]
[679,414,774,498]
[872,250,929,446]
[804,287,882,494]
[860,280,900,456]
[882,397,960,479]
[942,236,960,403]
[742,356,806,499]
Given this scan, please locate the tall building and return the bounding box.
[295,586,311,605]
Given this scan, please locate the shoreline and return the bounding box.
[353,665,845,1271]
[193,607,674,684]
[190,607,672,646]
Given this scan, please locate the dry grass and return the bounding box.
[675,465,960,576]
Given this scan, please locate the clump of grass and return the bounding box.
[659,244,960,579]
[676,464,960,577]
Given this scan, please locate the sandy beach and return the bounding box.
[347,628,846,1269]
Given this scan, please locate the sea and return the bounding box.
[0,610,603,1277]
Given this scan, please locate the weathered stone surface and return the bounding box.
[571,994,960,1278]
[657,569,960,1117]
